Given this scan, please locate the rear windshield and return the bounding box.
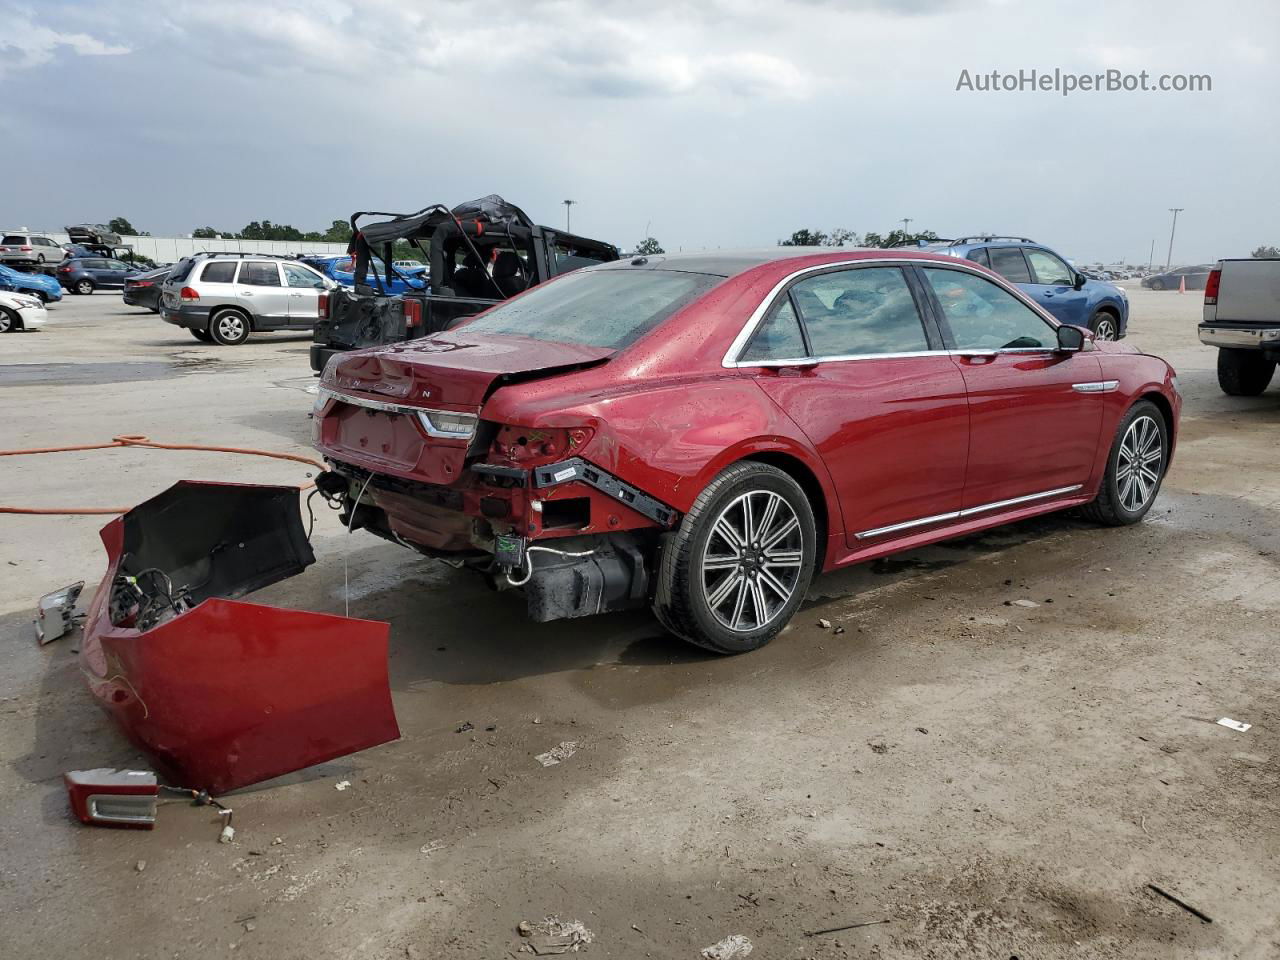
[168,258,197,283]
[2,235,27,244]
[461,268,721,349]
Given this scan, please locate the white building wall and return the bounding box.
[32,232,349,262]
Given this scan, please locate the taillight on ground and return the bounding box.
[64,769,158,829]
[180,286,200,302]
[1204,268,1221,305]
[404,298,422,328]
[318,292,329,318]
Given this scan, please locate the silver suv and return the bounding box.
[160,253,337,345]
[1,232,66,265]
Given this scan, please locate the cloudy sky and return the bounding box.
[1,0,1276,264]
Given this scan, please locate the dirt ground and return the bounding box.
[1,285,1277,960]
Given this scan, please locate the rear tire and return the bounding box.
[653,462,816,654]
[1217,348,1275,397]
[0,307,18,333]
[75,279,95,295]
[1081,400,1168,527]
[190,328,214,343]
[208,308,251,345]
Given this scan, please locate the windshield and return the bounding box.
[462,268,721,349]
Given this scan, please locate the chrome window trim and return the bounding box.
[853,484,1083,540]
[721,257,1062,369]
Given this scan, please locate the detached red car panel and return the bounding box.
[80,482,399,795]
[312,248,1181,655]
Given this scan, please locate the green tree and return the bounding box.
[192,226,220,239]
[634,236,664,255]
[108,216,138,235]
[779,229,829,247]
[1251,244,1280,259]
[322,219,352,242]
[862,228,939,249]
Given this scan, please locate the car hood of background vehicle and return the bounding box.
[329,333,615,408]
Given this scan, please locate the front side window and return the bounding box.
[788,267,928,357]
[201,261,237,283]
[1025,249,1074,285]
[987,247,1032,283]
[923,268,1055,350]
[239,262,281,286]
[741,299,806,361]
[283,263,325,288]
[463,268,720,349]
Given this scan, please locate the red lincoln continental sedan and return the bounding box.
[313,248,1180,654]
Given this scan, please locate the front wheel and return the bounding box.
[1081,400,1168,526]
[1217,348,1275,396]
[0,307,18,333]
[653,462,817,654]
[1090,311,1118,341]
[1149,278,1166,291]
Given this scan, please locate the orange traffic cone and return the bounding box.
[1178,275,1186,294]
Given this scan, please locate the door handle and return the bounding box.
[957,350,997,361]
[289,292,304,298]
[240,291,253,296]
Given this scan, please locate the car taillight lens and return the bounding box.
[58,264,72,273]
[404,298,422,329]
[491,425,594,464]
[416,409,479,440]
[180,286,200,302]
[1204,268,1221,305]
[318,292,329,318]
[134,281,152,288]
[20,245,32,251]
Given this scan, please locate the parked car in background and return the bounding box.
[0,289,48,332]
[392,259,429,277]
[0,232,66,265]
[0,263,63,302]
[160,252,337,345]
[56,257,142,294]
[122,266,171,312]
[913,236,1129,340]
[311,248,1179,653]
[1142,264,1215,291]
[1199,259,1280,396]
[300,254,428,295]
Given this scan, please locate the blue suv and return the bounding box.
[299,254,427,295]
[914,236,1128,340]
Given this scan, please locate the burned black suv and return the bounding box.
[309,195,618,374]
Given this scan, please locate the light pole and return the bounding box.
[901,217,912,237]
[1165,208,1183,271]
[563,200,577,233]
[1148,238,1155,272]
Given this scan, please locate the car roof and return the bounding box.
[590,247,981,279]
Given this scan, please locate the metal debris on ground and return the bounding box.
[335,780,352,791]
[1217,718,1251,732]
[456,721,474,733]
[806,918,891,936]
[701,934,754,958]
[535,741,579,767]
[34,581,84,644]
[1147,883,1213,923]
[1006,599,1040,608]
[517,916,594,954]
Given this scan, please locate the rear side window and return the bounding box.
[987,247,1032,283]
[966,247,990,268]
[788,267,928,356]
[742,299,806,361]
[463,268,721,349]
[201,261,238,283]
[239,262,281,286]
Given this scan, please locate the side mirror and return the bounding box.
[1056,324,1087,352]
[1072,272,1086,290]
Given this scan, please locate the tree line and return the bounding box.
[106,216,353,243]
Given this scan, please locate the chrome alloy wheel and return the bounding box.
[700,489,804,632]
[1117,414,1163,512]
[215,312,247,342]
[1094,315,1117,340]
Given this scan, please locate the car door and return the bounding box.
[102,260,132,288]
[918,265,1104,511]
[236,261,290,327]
[1022,247,1089,324]
[735,264,970,547]
[282,262,328,326]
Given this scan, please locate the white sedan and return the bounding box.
[0,289,47,332]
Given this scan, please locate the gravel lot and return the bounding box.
[1,287,1277,959]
